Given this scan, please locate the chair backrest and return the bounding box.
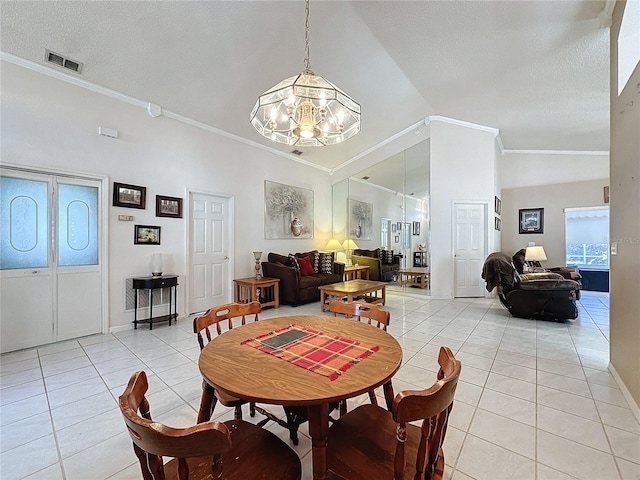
[119,371,231,479]
[193,302,261,350]
[329,301,390,331]
[392,346,461,480]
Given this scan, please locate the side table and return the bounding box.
[233,277,280,309]
[343,265,370,281]
[132,275,179,330]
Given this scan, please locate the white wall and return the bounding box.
[429,121,499,298]
[501,179,609,267]
[1,61,332,329]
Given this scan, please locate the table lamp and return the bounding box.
[525,245,547,272]
[324,238,343,253]
[342,239,359,266]
[253,251,263,278]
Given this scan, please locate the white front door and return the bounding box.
[189,192,232,314]
[0,169,103,353]
[453,203,486,297]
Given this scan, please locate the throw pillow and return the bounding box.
[376,248,384,262]
[288,254,300,273]
[312,252,321,273]
[384,250,394,265]
[297,255,315,276]
[319,252,334,274]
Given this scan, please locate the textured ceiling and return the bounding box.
[0,1,611,171]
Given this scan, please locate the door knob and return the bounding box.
[224,256,229,260]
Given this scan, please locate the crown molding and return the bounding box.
[425,115,500,137]
[0,52,329,172]
[503,149,609,156]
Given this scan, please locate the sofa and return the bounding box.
[350,249,401,282]
[261,251,345,307]
[482,252,581,321]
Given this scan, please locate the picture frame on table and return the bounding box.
[134,225,161,245]
[156,195,183,218]
[519,208,544,234]
[113,182,146,209]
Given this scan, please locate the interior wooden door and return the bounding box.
[453,203,486,298]
[189,192,232,314]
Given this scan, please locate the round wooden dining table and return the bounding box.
[198,314,403,480]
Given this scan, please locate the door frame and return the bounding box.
[452,200,489,298]
[185,188,235,315]
[1,163,109,338]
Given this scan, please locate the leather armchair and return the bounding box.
[482,252,580,321]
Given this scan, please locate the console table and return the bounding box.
[132,275,178,330]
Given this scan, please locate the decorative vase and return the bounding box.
[150,253,163,277]
[290,217,302,237]
[355,224,362,238]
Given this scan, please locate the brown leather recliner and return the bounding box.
[482,252,580,321]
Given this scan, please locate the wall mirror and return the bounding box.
[332,139,431,295]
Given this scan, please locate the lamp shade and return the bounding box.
[324,239,343,251]
[342,239,359,251]
[525,246,547,262]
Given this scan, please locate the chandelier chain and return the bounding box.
[304,0,311,71]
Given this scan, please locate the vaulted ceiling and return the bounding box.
[1,1,611,171]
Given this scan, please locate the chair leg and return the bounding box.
[383,380,395,411]
[197,381,218,423]
[339,399,347,417]
[283,407,301,445]
[250,402,256,417]
[234,405,243,421]
[368,389,379,406]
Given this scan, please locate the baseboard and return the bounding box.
[609,362,640,424]
[109,324,132,334]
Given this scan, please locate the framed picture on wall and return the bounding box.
[156,195,183,218]
[134,225,161,245]
[396,221,402,230]
[392,223,397,233]
[394,235,400,243]
[113,182,146,209]
[412,221,420,236]
[495,217,501,231]
[494,196,501,215]
[519,208,544,234]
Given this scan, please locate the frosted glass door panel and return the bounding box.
[58,183,98,266]
[0,176,49,270]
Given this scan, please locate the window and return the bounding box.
[565,207,609,269]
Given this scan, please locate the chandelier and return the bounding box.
[250,0,361,147]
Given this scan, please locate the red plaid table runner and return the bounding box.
[241,324,379,381]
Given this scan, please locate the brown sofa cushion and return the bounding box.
[269,252,290,265]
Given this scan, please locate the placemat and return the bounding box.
[241,324,379,381]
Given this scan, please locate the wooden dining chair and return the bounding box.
[194,301,309,445]
[119,370,302,480]
[326,346,461,480]
[194,302,262,423]
[329,300,393,412]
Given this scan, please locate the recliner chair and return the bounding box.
[482,252,580,321]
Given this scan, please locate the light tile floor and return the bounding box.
[1,290,639,480]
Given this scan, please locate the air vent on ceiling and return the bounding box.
[361,176,370,180]
[45,49,83,74]
[291,149,304,156]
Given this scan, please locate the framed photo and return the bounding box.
[604,186,610,204]
[519,208,544,234]
[134,225,161,245]
[494,196,501,215]
[495,217,501,231]
[349,199,373,240]
[394,235,400,243]
[156,195,183,218]
[113,182,146,209]
[412,221,420,236]
[396,221,402,231]
[392,223,397,233]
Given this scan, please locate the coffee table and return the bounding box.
[399,267,430,289]
[318,279,386,312]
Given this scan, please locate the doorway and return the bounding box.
[0,167,105,353]
[453,202,487,297]
[188,191,234,314]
